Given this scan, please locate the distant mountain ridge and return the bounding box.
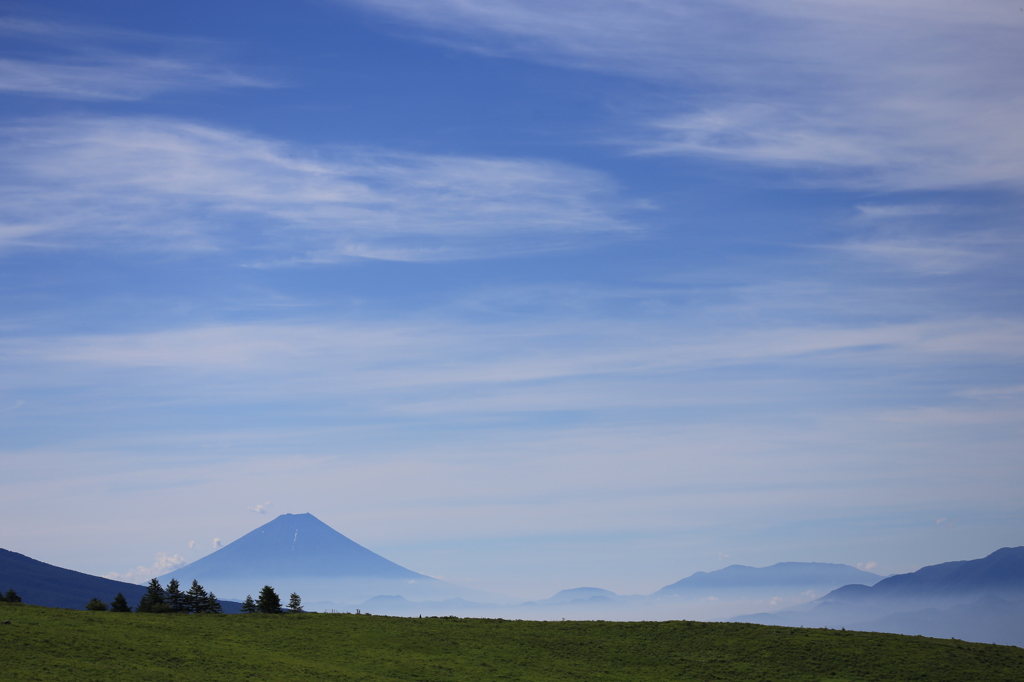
[527,587,622,605]
[654,562,882,596]
[734,546,1024,647]
[824,546,1024,603]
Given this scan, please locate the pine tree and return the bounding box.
[255,585,283,614]
[110,592,131,612]
[85,597,108,611]
[3,589,21,603]
[241,595,256,613]
[136,578,165,613]
[287,592,303,613]
[205,591,223,614]
[185,579,208,614]
[165,578,185,613]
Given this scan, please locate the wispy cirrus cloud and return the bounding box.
[639,96,1024,191]
[0,117,633,260]
[837,203,1023,275]
[832,235,1011,276]
[339,0,1017,79]
[341,0,1024,190]
[856,205,948,220]
[0,56,267,101]
[0,18,269,100]
[4,313,1023,413]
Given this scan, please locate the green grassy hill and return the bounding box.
[1,603,1022,681]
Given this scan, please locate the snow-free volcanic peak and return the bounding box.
[166,513,424,582]
[158,512,477,604]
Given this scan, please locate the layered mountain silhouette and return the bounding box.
[161,513,502,606]
[734,546,1024,647]
[7,514,1021,643]
[350,563,889,620]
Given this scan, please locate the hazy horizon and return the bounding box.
[2,0,1022,601]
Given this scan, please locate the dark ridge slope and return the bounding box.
[0,548,147,609]
[0,547,243,612]
[824,546,1024,603]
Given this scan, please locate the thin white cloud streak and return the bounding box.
[342,0,1016,75]
[0,57,267,100]
[342,0,1024,189]
[835,201,1022,275]
[0,18,269,100]
[0,17,194,43]
[0,117,631,260]
[3,315,1023,404]
[960,385,1024,399]
[4,418,990,519]
[856,205,948,220]
[640,98,1024,190]
[831,234,1018,276]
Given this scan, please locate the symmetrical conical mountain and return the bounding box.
[164,513,424,582]
[161,513,485,606]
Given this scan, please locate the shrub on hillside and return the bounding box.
[256,586,283,614]
[185,580,208,613]
[110,593,131,612]
[1,589,22,603]
[136,578,167,613]
[85,598,108,611]
[205,592,223,614]
[165,579,185,613]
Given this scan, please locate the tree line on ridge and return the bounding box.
[82,578,302,614]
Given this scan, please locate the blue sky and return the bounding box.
[1,0,1023,599]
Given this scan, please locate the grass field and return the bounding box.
[2,602,1022,681]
